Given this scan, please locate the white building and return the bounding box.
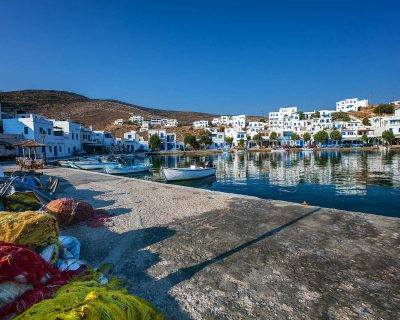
[129,115,144,124]
[121,130,144,152]
[164,119,178,127]
[193,120,209,128]
[52,120,82,156]
[92,131,116,149]
[211,115,246,128]
[336,98,368,112]
[148,129,177,151]
[140,120,150,132]
[2,114,75,158]
[113,119,124,125]
[211,131,225,149]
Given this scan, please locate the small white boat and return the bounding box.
[74,161,118,170]
[58,160,71,167]
[104,164,152,174]
[301,148,314,152]
[163,165,216,181]
[271,148,288,153]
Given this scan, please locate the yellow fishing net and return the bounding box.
[15,275,164,320]
[0,211,59,249]
[3,192,42,212]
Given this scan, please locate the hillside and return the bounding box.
[0,90,218,130]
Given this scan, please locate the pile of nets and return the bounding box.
[15,273,164,320]
[0,243,76,318]
[3,192,42,212]
[44,198,95,227]
[0,211,59,250]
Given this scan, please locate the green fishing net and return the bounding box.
[15,275,164,320]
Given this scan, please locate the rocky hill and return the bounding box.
[0,90,218,130]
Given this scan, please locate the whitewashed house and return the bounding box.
[193,120,209,128]
[129,115,144,124]
[92,131,116,150]
[2,114,72,158]
[52,120,82,156]
[211,131,225,149]
[336,98,368,112]
[113,119,124,125]
[164,119,178,127]
[148,129,177,151]
[140,120,150,132]
[121,130,143,152]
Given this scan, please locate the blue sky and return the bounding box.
[1,0,399,115]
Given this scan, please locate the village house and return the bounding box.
[193,120,209,128]
[336,98,368,112]
[148,129,177,151]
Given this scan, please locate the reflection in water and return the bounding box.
[129,150,400,217]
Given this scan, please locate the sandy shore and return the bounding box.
[6,166,400,319]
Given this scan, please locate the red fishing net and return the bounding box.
[0,243,77,318]
[44,198,95,227]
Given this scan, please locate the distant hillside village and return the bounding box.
[0,97,400,160]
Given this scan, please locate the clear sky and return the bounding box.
[1,0,399,115]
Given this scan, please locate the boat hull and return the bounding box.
[104,164,152,174]
[163,167,216,181]
[74,162,118,170]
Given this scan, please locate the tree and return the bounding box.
[311,111,320,118]
[149,134,161,150]
[291,132,300,141]
[330,129,342,142]
[332,111,351,122]
[258,118,265,122]
[374,104,395,115]
[313,130,329,144]
[303,132,311,142]
[362,117,371,126]
[269,131,277,140]
[225,136,233,146]
[238,139,245,148]
[217,126,225,132]
[253,133,263,147]
[184,133,199,149]
[382,130,395,145]
[198,130,212,148]
[298,111,305,120]
[361,134,368,143]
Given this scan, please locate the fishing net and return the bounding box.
[44,198,95,227]
[0,211,59,250]
[3,192,42,212]
[0,243,76,318]
[15,274,164,320]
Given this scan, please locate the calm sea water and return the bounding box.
[128,150,400,217]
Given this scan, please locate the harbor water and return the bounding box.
[128,149,400,217]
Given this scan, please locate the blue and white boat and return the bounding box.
[104,164,152,174]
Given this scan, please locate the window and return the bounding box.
[49,146,52,152]
[72,133,74,140]
[59,146,62,152]
[47,128,52,135]
[24,127,28,135]
[68,147,71,154]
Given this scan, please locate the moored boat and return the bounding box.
[163,165,216,181]
[271,147,288,153]
[104,164,152,174]
[73,161,118,170]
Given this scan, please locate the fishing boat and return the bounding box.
[104,164,152,175]
[74,161,118,170]
[163,165,216,181]
[271,147,288,153]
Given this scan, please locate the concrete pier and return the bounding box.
[41,168,400,319]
